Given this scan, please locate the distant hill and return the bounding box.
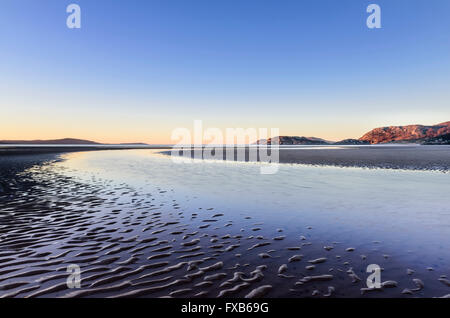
[0,138,150,145]
[256,136,331,145]
[359,122,450,144]
[0,138,100,145]
[256,136,371,145]
[334,139,370,145]
[254,121,450,145]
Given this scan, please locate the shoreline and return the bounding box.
[0,146,170,196]
[0,145,171,156]
[163,145,450,172]
[1,144,449,172]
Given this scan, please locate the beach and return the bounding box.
[165,144,450,172]
[0,147,449,298]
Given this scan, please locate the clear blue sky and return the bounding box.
[1,0,449,143]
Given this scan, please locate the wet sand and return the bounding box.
[0,151,449,298]
[0,145,170,156]
[165,145,450,172]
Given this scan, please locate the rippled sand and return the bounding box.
[0,153,449,298]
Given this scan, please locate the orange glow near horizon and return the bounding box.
[0,118,369,144]
[2,98,449,144]
[2,115,450,144]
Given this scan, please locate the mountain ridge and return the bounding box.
[359,121,450,144]
[0,138,149,145]
[256,121,450,145]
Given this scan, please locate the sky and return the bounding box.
[1,0,450,144]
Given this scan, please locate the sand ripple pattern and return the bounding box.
[0,162,449,298]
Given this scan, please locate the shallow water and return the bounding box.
[0,149,449,298]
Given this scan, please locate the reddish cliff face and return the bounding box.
[359,122,450,144]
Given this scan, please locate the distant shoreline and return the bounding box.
[1,144,449,172]
[0,145,172,156]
